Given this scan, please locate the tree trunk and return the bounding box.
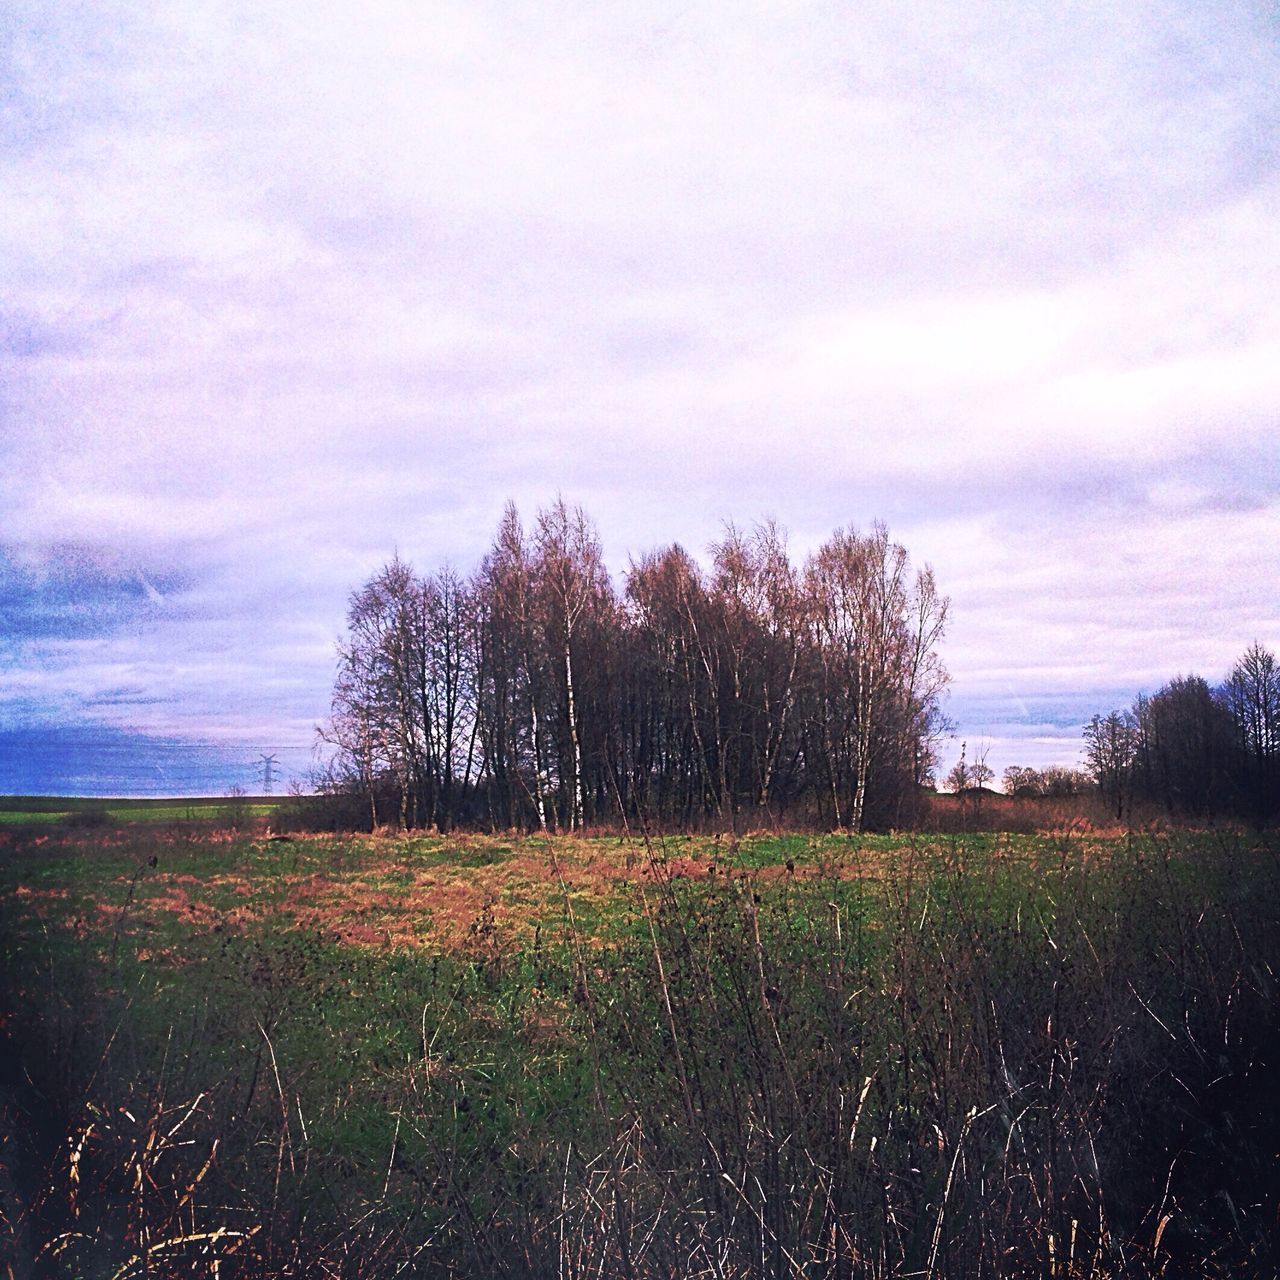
[564,638,584,830]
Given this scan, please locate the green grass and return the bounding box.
[2,825,1279,1277]
[0,794,282,824]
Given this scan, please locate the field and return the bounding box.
[2,817,1279,1277]
[0,796,281,825]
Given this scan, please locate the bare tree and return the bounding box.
[419,565,476,829]
[532,499,611,830]
[475,502,551,830]
[1002,765,1039,796]
[1224,642,1280,824]
[324,502,951,833]
[1084,711,1136,819]
[950,742,992,791]
[626,544,718,821]
[803,523,949,831]
[322,568,405,829]
[709,521,803,815]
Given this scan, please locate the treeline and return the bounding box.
[321,499,950,832]
[1001,764,1092,797]
[1084,642,1280,824]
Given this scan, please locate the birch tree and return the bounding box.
[325,503,951,832]
[475,503,550,829]
[533,498,612,830]
[803,523,948,831]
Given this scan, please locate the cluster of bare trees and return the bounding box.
[1000,764,1091,798]
[1084,642,1280,823]
[321,500,951,832]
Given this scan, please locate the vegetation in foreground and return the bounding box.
[2,820,1279,1278]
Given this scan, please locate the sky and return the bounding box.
[2,0,1278,796]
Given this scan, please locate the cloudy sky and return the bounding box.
[3,0,1278,795]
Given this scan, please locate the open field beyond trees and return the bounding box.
[0,797,282,826]
[2,819,1279,1278]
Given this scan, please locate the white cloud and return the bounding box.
[3,0,1278,778]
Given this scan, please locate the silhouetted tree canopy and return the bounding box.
[1083,643,1279,825]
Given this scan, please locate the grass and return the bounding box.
[0,795,282,825]
[2,822,1279,1277]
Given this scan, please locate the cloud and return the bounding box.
[0,544,189,640]
[2,0,1278,790]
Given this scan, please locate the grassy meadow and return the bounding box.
[0,796,281,826]
[1,815,1279,1277]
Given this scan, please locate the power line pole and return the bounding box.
[259,753,279,796]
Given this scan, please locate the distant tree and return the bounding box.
[1002,765,1091,798]
[221,785,250,831]
[1131,677,1234,818]
[1040,765,1090,797]
[1002,764,1042,796]
[948,741,991,793]
[968,745,994,791]
[1084,711,1136,819]
[1223,642,1280,824]
[1077,645,1280,825]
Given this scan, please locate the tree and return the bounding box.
[324,502,951,833]
[321,557,415,828]
[1040,765,1090,797]
[1084,711,1136,819]
[1083,645,1278,825]
[625,545,695,819]
[948,741,992,793]
[947,744,970,794]
[1223,642,1280,824]
[474,502,550,830]
[532,498,614,830]
[1002,765,1042,796]
[706,521,803,816]
[969,756,994,791]
[1131,677,1233,818]
[419,565,477,829]
[802,524,949,830]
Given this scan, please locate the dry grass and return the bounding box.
[1,826,1151,960]
[3,824,1280,1277]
